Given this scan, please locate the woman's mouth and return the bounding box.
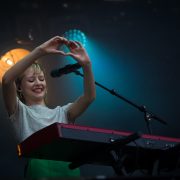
[33,88,43,93]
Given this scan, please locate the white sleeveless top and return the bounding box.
[9,99,73,142]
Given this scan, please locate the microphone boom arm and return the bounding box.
[73,70,167,134]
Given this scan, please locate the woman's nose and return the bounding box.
[34,78,42,85]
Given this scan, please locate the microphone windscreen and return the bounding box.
[50,70,60,77]
[50,63,81,78]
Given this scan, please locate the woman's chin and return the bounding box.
[32,93,45,101]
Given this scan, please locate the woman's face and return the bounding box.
[19,66,47,105]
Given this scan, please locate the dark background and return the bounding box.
[0,0,180,178]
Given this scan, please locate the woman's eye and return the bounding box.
[28,79,34,82]
[39,76,45,81]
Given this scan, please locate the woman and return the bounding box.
[2,36,96,178]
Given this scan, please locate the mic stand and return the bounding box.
[73,70,167,134]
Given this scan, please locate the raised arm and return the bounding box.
[65,41,96,122]
[2,36,68,116]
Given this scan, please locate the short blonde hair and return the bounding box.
[15,62,45,103]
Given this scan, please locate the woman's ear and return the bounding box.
[16,86,22,92]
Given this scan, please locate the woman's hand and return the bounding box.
[37,36,69,56]
[65,41,91,67]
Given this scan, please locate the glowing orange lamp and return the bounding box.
[0,48,30,83]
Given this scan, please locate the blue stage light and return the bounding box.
[63,29,87,47]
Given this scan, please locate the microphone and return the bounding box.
[50,63,81,77]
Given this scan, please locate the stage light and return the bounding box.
[0,48,30,83]
[63,29,87,47]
